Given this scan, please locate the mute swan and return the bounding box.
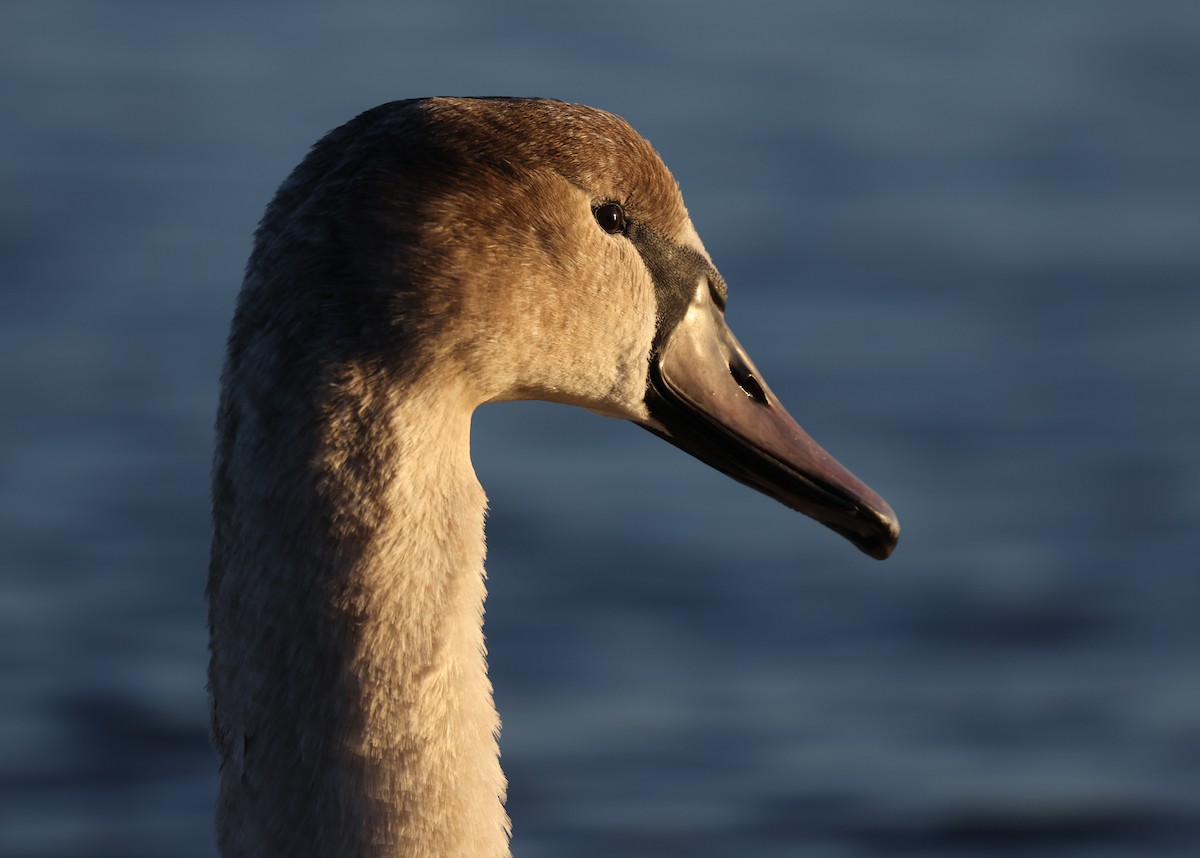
[208,97,898,858]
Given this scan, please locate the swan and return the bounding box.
[208,97,898,858]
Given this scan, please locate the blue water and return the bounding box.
[3,2,1198,856]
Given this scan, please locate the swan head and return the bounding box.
[247,97,898,559]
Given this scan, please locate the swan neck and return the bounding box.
[209,374,509,858]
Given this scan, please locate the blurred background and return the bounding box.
[2,2,1198,856]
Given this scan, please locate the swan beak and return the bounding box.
[639,285,900,560]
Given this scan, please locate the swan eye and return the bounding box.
[594,202,627,235]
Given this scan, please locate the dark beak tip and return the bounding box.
[863,532,899,561]
[827,502,899,561]
[858,515,900,561]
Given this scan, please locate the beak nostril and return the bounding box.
[729,363,768,404]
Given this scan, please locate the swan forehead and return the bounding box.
[415,98,693,238]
